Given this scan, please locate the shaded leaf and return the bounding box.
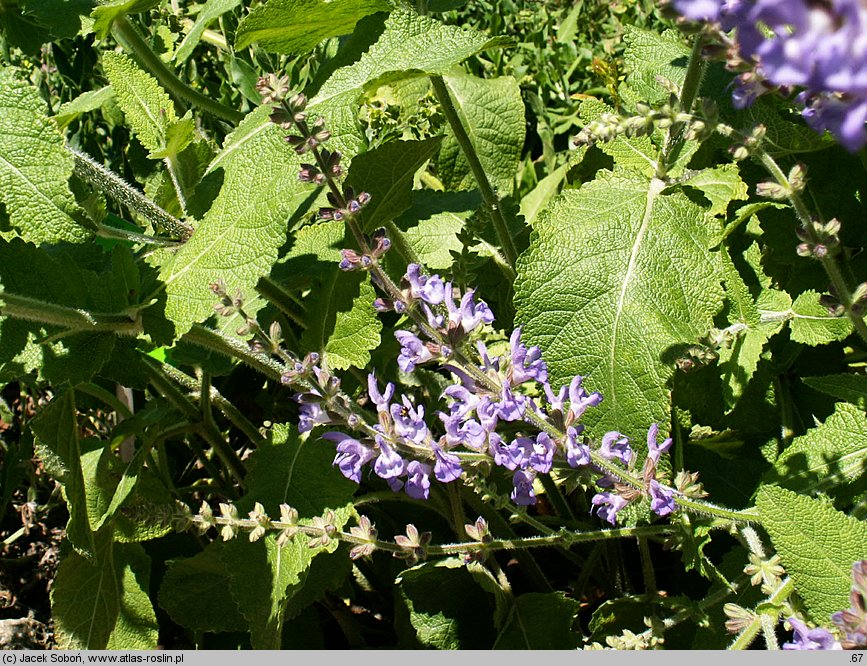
[493,592,580,649]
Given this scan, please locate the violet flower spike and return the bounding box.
[367,372,394,413]
[406,264,446,305]
[565,425,590,468]
[649,480,676,517]
[598,431,632,465]
[647,423,673,466]
[432,444,463,483]
[529,432,555,474]
[323,432,375,483]
[395,330,434,373]
[591,491,630,525]
[508,328,549,386]
[373,437,406,480]
[390,395,428,443]
[405,460,432,500]
[511,470,537,506]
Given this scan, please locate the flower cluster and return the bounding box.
[292,261,680,524]
[832,559,867,649]
[673,0,867,150]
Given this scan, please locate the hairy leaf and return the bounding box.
[436,72,524,194]
[681,165,749,218]
[235,0,390,53]
[757,485,867,622]
[346,137,443,231]
[92,0,159,38]
[493,593,580,649]
[620,26,690,107]
[515,171,723,439]
[159,105,314,335]
[220,425,356,649]
[394,190,478,269]
[764,403,867,495]
[790,290,854,345]
[105,544,158,649]
[54,86,114,129]
[323,277,382,371]
[0,68,89,243]
[802,374,867,410]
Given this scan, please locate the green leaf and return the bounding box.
[345,137,443,231]
[515,171,724,439]
[492,592,580,649]
[0,68,90,243]
[174,0,241,63]
[520,163,569,227]
[311,7,506,156]
[235,0,390,53]
[681,165,749,217]
[91,0,159,39]
[30,390,94,556]
[764,403,867,495]
[157,542,247,633]
[620,26,690,107]
[757,485,867,622]
[51,530,118,649]
[394,190,478,269]
[577,99,657,177]
[19,0,94,40]
[324,277,382,371]
[102,52,177,155]
[54,85,114,129]
[802,374,867,410]
[105,544,158,649]
[436,72,524,194]
[159,105,314,335]
[220,424,356,649]
[397,558,498,649]
[790,290,854,346]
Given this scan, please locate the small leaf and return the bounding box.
[681,164,749,217]
[54,86,114,129]
[235,0,390,53]
[436,72,524,194]
[30,390,94,556]
[157,542,247,633]
[492,592,580,649]
[345,137,443,231]
[397,558,498,649]
[757,485,867,622]
[175,0,241,63]
[102,52,176,155]
[92,0,159,39]
[323,277,382,371]
[0,68,90,243]
[394,190,478,269]
[802,374,867,410]
[620,26,690,107]
[790,290,853,346]
[764,402,867,495]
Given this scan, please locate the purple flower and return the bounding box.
[406,264,446,305]
[511,470,537,506]
[372,435,405,480]
[831,560,867,649]
[442,384,479,419]
[395,330,434,373]
[491,436,532,471]
[432,444,463,482]
[567,375,603,424]
[508,328,548,386]
[496,385,526,422]
[649,480,676,517]
[782,618,841,650]
[565,425,591,467]
[529,432,555,474]
[647,423,673,467]
[297,401,331,433]
[405,460,432,500]
[599,431,632,465]
[323,432,375,483]
[476,397,500,432]
[367,372,394,413]
[445,285,495,334]
[390,395,428,443]
[591,491,630,525]
[440,411,487,450]
[672,0,723,21]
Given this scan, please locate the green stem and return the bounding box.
[729,577,794,650]
[384,220,421,265]
[0,292,142,335]
[71,148,193,240]
[659,35,706,174]
[182,324,287,380]
[96,223,182,247]
[429,74,519,274]
[112,16,244,124]
[77,382,133,419]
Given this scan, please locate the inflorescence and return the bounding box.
[671,0,867,151]
[244,74,700,526]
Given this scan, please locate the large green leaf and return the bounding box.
[514,171,724,439]
[235,0,390,53]
[345,137,443,231]
[310,7,508,156]
[219,424,356,649]
[30,390,94,556]
[323,277,382,371]
[763,403,867,496]
[53,536,158,649]
[397,558,498,649]
[790,290,854,345]
[757,485,867,622]
[0,68,90,243]
[620,26,690,107]
[436,72,524,195]
[19,0,94,40]
[159,105,313,335]
[493,592,580,649]
[394,190,478,269]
